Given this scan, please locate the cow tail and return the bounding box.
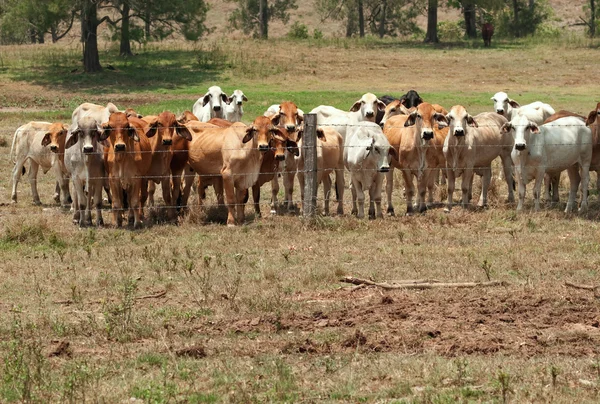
[11,127,26,175]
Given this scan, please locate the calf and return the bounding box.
[482,23,494,47]
[442,106,513,211]
[225,90,248,122]
[10,122,70,206]
[64,116,107,227]
[103,112,156,228]
[310,93,386,140]
[505,115,592,212]
[297,126,345,215]
[192,86,228,122]
[344,122,396,219]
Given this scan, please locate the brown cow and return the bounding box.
[482,23,494,47]
[585,103,600,192]
[142,112,192,221]
[544,110,585,124]
[297,126,345,215]
[383,103,448,215]
[102,112,156,228]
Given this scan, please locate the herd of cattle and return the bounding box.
[8,85,600,227]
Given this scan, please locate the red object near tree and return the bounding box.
[482,23,494,47]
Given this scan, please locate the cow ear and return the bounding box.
[61,124,69,134]
[41,133,51,147]
[202,93,210,106]
[243,127,255,143]
[176,124,193,141]
[586,110,598,126]
[221,93,228,103]
[376,100,386,111]
[227,96,233,104]
[286,140,299,156]
[388,147,398,160]
[417,96,424,104]
[508,99,520,108]
[500,123,512,134]
[435,113,448,128]
[316,128,326,140]
[466,114,478,127]
[297,110,304,123]
[242,95,248,102]
[270,113,281,126]
[296,129,304,141]
[99,123,111,141]
[65,131,79,149]
[404,111,418,127]
[529,123,540,133]
[349,100,362,112]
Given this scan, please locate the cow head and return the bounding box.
[445,105,477,137]
[177,110,199,124]
[504,114,538,152]
[491,92,520,117]
[125,108,143,119]
[101,112,156,154]
[400,90,424,109]
[363,131,397,173]
[380,99,412,127]
[65,116,104,155]
[586,102,600,127]
[269,101,303,138]
[150,111,193,147]
[404,103,448,142]
[201,85,228,116]
[41,122,69,153]
[350,93,386,122]
[244,115,294,154]
[228,89,248,107]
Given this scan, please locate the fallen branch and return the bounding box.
[53,290,167,305]
[340,276,508,290]
[136,290,167,300]
[565,282,600,292]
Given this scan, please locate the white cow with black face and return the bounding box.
[192,86,228,122]
[504,114,592,213]
[344,121,396,219]
[310,93,386,140]
[224,89,248,122]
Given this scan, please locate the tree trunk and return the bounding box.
[529,0,534,13]
[378,0,387,38]
[120,2,133,57]
[463,2,477,39]
[259,0,268,39]
[82,0,102,73]
[591,0,596,37]
[425,0,439,43]
[29,27,37,44]
[357,0,365,37]
[37,32,45,44]
[512,0,520,37]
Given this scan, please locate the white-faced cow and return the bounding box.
[225,90,248,122]
[192,86,228,122]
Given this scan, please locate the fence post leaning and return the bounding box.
[302,113,318,217]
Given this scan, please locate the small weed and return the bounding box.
[495,369,513,404]
[480,259,493,281]
[454,358,469,386]
[550,364,560,387]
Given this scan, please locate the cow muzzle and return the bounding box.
[515,143,526,151]
[453,128,465,136]
[162,139,172,146]
[365,111,375,118]
[50,145,59,153]
[114,143,126,152]
[496,109,504,115]
[275,154,285,161]
[237,101,243,105]
[258,144,269,152]
[83,145,94,154]
[379,166,390,173]
[422,130,434,140]
[285,124,296,132]
[213,105,221,112]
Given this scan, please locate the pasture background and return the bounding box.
[1,35,600,402]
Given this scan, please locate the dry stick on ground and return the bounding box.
[565,282,600,296]
[53,290,167,305]
[340,277,508,290]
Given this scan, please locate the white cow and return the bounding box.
[192,85,228,122]
[10,121,71,206]
[442,106,513,211]
[71,102,119,128]
[310,93,386,140]
[505,115,592,212]
[225,90,248,122]
[344,121,396,219]
[491,92,555,122]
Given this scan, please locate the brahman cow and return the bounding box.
[344,121,395,219]
[64,116,107,227]
[10,121,71,206]
[310,93,386,140]
[442,106,513,211]
[297,126,345,216]
[383,103,448,215]
[504,115,592,212]
[192,85,228,122]
[102,112,157,228]
[225,90,248,122]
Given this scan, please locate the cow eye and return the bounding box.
[390,108,396,112]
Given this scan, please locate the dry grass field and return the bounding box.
[2,34,600,402]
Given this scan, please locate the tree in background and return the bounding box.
[228,0,298,39]
[424,0,438,42]
[81,0,102,72]
[0,0,76,44]
[366,0,422,38]
[581,0,597,37]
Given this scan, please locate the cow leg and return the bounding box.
[501,156,515,203]
[53,181,61,204]
[147,181,156,208]
[297,170,305,214]
[335,166,344,215]
[236,187,246,225]
[564,166,580,213]
[353,179,365,219]
[461,168,474,208]
[93,181,104,227]
[171,169,183,214]
[417,171,429,213]
[350,181,358,216]
[533,170,545,212]
[214,178,225,206]
[270,176,280,214]
[57,174,71,207]
[427,170,436,207]
[140,179,149,220]
[28,160,41,205]
[402,172,415,216]
[445,169,456,212]
[516,173,526,212]
[385,169,395,216]
[71,179,82,225]
[252,184,262,218]
[181,166,195,209]
[110,179,123,227]
[161,177,174,222]
[84,181,93,227]
[372,174,384,219]
[323,173,332,216]
[284,169,295,213]
[579,164,590,213]
[478,167,492,207]
[222,168,236,226]
[551,174,560,203]
[130,182,143,229]
[543,174,552,203]
[11,156,27,203]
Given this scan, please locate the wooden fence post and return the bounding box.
[303,114,318,217]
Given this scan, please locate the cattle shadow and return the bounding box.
[10,49,223,94]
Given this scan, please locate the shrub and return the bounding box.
[287,21,309,39]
